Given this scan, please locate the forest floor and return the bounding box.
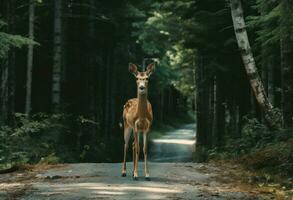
[0,124,282,200]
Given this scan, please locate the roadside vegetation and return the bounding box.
[199,119,293,199]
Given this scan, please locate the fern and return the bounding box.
[0,19,38,58]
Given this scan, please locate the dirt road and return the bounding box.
[1,124,273,199]
[11,162,272,200]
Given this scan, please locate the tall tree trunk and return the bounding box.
[267,60,275,105]
[228,97,240,138]
[52,0,62,112]
[0,59,9,124]
[261,66,267,123]
[210,77,216,146]
[280,38,293,127]
[230,0,281,129]
[167,87,172,115]
[250,89,256,116]
[25,0,35,115]
[0,0,16,124]
[214,73,225,146]
[104,47,111,137]
[159,88,164,121]
[196,54,210,148]
[87,0,98,135]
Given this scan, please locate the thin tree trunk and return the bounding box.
[160,88,164,121]
[267,60,275,105]
[0,59,9,123]
[196,53,209,148]
[8,47,16,124]
[195,53,213,161]
[250,89,256,116]
[87,0,98,135]
[215,74,225,145]
[261,65,267,123]
[211,77,216,146]
[228,98,240,138]
[280,38,293,127]
[25,0,35,115]
[192,67,196,117]
[230,0,281,129]
[52,0,62,112]
[280,1,293,128]
[1,0,16,124]
[104,47,111,137]
[261,67,268,94]
[168,87,173,115]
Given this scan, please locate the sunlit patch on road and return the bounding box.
[150,124,196,162]
[153,139,195,145]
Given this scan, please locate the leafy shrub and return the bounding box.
[0,113,104,169]
[0,113,66,168]
[38,153,60,165]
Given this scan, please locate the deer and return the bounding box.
[121,63,155,181]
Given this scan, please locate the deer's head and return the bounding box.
[129,63,155,95]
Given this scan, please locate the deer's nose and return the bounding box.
[139,85,145,90]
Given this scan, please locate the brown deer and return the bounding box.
[121,63,155,181]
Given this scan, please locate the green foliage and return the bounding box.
[0,113,67,168]
[0,113,105,169]
[0,19,38,58]
[208,117,293,177]
[132,0,197,97]
[247,0,293,58]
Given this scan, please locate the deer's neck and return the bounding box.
[136,93,148,118]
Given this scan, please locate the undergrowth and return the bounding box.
[0,113,120,170]
[205,117,293,199]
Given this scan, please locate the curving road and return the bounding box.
[150,124,196,162]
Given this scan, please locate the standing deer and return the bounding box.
[121,63,155,181]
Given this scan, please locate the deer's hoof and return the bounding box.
[145,177,151,181]
[121,173,126,177]
[133,176,138,181]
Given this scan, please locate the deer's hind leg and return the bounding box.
[122,124,132,177]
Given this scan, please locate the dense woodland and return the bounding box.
[0,0,292,182]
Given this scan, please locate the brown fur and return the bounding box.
[123,98,153,132]
[121,63,155,179]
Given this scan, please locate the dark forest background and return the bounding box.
[0,0,292,184]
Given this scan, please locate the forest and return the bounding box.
[0,0,293,199]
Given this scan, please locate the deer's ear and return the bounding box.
[129,63,138,76]
[146,63,155,76]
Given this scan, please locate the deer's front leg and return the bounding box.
[133,131,139,180]
[143,133,150,181]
